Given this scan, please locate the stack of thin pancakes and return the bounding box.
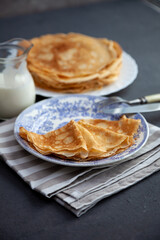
[27,33,122,93]
[19,116,141,161]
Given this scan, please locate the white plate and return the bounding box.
[14,95,149,167]
[36,52,138,97]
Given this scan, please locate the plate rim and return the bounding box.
[14,95,149,167]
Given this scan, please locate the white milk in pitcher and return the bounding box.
[0,65,35,118]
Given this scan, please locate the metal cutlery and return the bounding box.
[98,93,160,114]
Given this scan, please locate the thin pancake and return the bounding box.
[19,117,140,161]
[27,33,118,78]
[27,33,122,93]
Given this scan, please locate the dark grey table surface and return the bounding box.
[0,0,160,239]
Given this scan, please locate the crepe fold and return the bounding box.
[27,33,122,93]
[19,116,141,161]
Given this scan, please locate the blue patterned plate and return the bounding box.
[14,95,149,167]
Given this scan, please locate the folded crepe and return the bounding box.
[19,116,141,161]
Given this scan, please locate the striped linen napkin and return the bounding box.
[0,118,160,217]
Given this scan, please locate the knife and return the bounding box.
[102,103,160,114]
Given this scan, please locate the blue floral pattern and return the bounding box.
[14,95,149,167]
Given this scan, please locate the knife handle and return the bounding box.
[129,93,160,105]
[144,94,160,103]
